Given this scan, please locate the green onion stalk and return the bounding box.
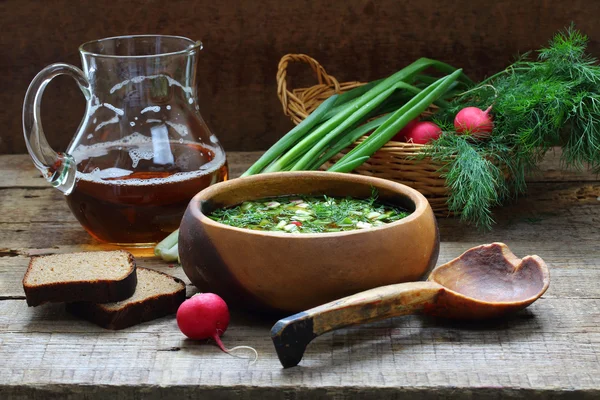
[330,69,463,172]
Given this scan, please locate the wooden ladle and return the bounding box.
[271,242,550,368]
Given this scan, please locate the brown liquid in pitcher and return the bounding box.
[67,135,228,244]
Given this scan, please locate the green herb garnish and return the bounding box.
[208,190,409,233]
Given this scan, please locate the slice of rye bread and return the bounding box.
[23,250,137,306]
[66,267,186,330]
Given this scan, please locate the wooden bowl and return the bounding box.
[179,171,439,313]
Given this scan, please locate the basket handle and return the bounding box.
[276,54,341,117]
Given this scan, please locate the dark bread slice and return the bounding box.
[66,267,186,330]
[23,250,137,307]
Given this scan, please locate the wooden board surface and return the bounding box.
[3,0,600,154]
[1,153,599,399]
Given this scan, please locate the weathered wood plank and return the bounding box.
[7,387,600,400]
[0,222,99,250]
[0,155,48,187]
[0,150,597,189]
[226,151,263,179]
[2,386,599,400]
[437,183,600,242]
[0,180,597,228]
[1,245,599,300]
[0,298,599,396]
[0,189,76,224]
[534,148,600,182]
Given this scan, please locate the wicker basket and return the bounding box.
[276,54,452,216]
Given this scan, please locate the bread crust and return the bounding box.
[66,268,186,330]
[23,251,137,307]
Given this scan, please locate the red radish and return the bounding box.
[290,221,302,227]
[404,121,442,144]
[177,293,257,362]
[454,106,494,139]
[391,118,420,142]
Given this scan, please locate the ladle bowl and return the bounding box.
[271,242,550,368]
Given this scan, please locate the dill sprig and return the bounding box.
[427,25,600,229]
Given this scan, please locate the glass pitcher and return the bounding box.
[23,35,228,246]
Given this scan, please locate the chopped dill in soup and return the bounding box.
[208,190,410,233]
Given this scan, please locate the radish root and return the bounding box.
[212,334,259,364]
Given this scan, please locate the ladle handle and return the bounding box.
[271,281,444,368]
[22,63,91,194]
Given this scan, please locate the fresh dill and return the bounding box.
[426,25,600,229]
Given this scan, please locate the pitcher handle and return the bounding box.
[22,63,91,194]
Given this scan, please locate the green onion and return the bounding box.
[241,94,339,177]
[289,84,400,171]
[330,156,370,173]
[378,81,452,109]
[154,229,179,262]
[322,79,388,120]
[276,220,287,229]
[284,80,463,173]
[413,74,440,85]
[306,113,393,170]
[334,73,460,170]
[334,79,384,103]
[329,69,463,173]
[291,80,457,172]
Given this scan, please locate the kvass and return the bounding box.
[68,135,227,244]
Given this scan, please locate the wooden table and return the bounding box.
[1,152,599,399]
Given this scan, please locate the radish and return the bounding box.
[454,106,494,139]
[404,121,442,144]
[177,293,258,362]
[391,118,419,142]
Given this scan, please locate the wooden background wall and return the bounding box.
[2,0,599,154]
